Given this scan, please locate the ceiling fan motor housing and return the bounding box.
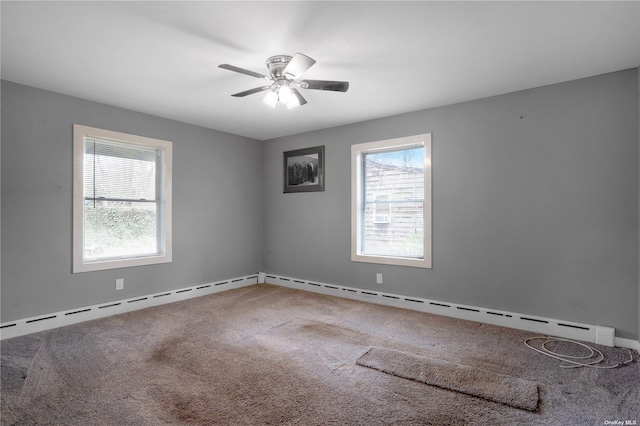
[266,55,293,79]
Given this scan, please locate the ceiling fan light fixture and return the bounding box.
[288,88,307,110]
[263,90,278,108]
[277,85,293,104]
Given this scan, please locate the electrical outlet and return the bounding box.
[116,278,124,291]
[376,273,383,284]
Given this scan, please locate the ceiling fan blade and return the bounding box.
[283,53,316,79]
[301,80,349,92]
[289,88,308,109]
[219,64,269,80]
[231,86,271,97]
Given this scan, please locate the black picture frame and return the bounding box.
[283,145,325,193]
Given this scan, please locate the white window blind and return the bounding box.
[73,125,172,273]
[83,138,162,260]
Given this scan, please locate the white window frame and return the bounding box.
[351,133,432,268]
[73,125,172,273]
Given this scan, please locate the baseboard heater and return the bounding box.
[262,273,637,350]
[0,274,259,340]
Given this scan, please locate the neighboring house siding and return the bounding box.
[364,161,424,257]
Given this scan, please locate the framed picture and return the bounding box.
[283,145,325,193]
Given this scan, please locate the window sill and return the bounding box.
[73,253,172,273]
[351,253,431,269]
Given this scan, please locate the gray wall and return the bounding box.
[1,81,264,322]
[2,70,639,341]
[263,69,640,340]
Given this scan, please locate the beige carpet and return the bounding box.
[1,283,638,425]
[357,346,539,411]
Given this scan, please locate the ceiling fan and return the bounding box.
[219,53,349,109]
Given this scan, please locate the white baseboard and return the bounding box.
[615,337,640,351]
[265,273,640,350]
[0,274,259,340]
[4,273,639,352]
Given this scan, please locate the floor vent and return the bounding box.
[1,274,259,340]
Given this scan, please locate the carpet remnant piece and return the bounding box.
[356,346,539,411]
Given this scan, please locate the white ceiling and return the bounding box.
[2,1,639,141]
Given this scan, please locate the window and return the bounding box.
[73,125,172,273]
[351,133,431,268]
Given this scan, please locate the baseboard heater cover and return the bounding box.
[264,274,638,350]
[0,274,259,340]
